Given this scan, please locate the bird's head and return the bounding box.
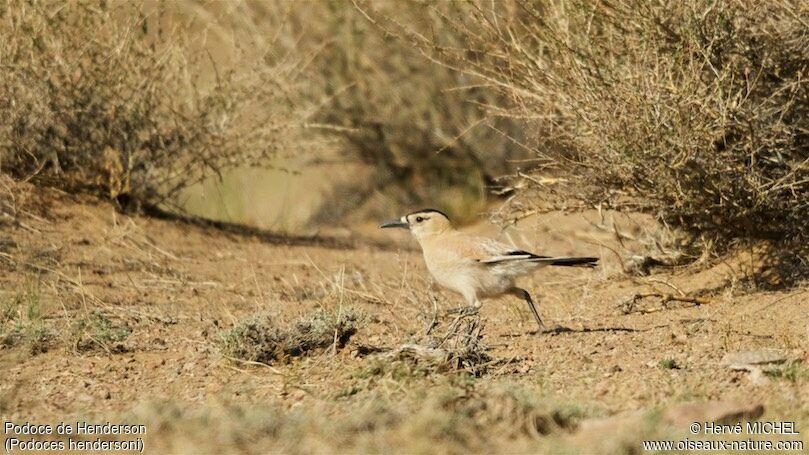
[379,209,452,241]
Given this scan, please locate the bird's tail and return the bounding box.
[538,256,599,268]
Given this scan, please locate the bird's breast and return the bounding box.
[423,250,496,296]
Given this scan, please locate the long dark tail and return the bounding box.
[543,256,599,267]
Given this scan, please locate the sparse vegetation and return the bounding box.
[765,361,809,382]
[219,306,365,365]
[0,2,807,454]
[71,310,132,353]
[0,278,53,355]
[0,181,806,453]
[659,358,680,370]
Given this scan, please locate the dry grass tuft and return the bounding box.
[379,313,492,377]
[219,306,365,365]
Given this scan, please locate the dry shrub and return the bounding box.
[219,306,365,365]
[0,1,313,210]
[375,1,809,278]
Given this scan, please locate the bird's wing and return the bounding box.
[475,238,599,267]
[478,241,551,265]
[467,237,551,264]
[439,234,597,267]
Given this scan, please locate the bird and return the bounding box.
[380,208,598,332]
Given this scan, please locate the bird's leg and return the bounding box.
[424,294,440,336]
[512,288,546,332]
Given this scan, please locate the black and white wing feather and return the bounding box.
[474,239,598,268]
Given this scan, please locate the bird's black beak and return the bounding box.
[379,218,409,229]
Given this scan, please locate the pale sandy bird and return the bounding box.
[380,209,598,331]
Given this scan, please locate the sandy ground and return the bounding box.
[1,187,807,453]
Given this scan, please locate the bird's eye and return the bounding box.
[416,216,424,223]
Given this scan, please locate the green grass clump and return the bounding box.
[658,359,680,370]
[0,279,53,355]
[72,310,132,353]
